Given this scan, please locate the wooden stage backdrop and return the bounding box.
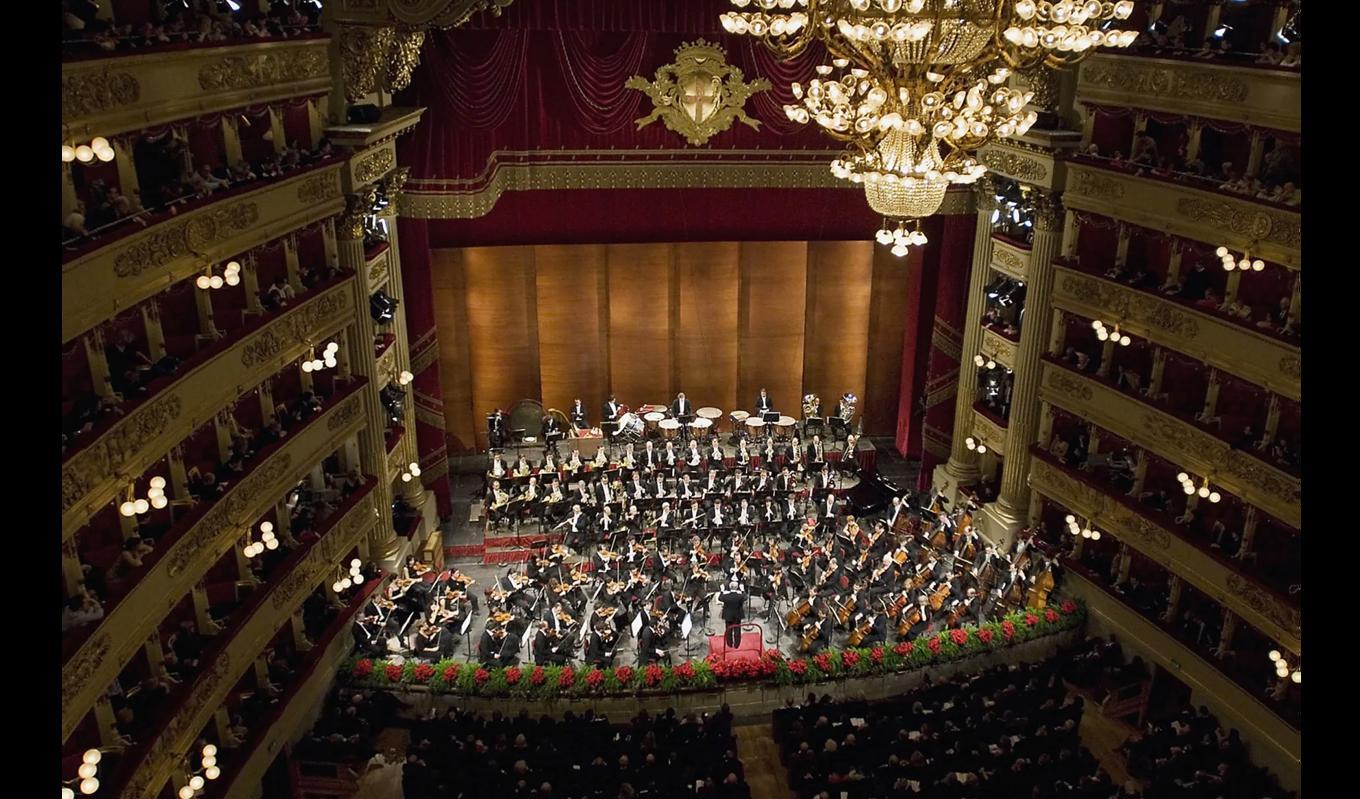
[431,242,911,452]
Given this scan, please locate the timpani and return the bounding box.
[644,411,666,435]
[659,418,682,440]
[697,407,723,424]
[744,417,766,438]
[729,410,750,435]
[689,417,713,440]
[775,415,796,441]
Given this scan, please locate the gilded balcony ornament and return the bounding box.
[337,186,380,240]
[1045,368,1094,402]
[1081,60,1249,104]
[1018,65,1061,110]
[61,395,184,514]
[112,203,261,279]
[1225,574,1302,637]
[354,148,396,185]
[1030,190,1064,231]
[381,166,412,203]
[1070,169,1126,201]
[61,633,112,706]
[166,455,295,578]
[1174,197,1301,250]
[992,245,1027,272]
[197,48,329,91]
[386,27,426,94]
[386,0,517,27]
[339,24,392,102]
[62,69,140,118]
[240,291,351,368]
[981,149,1048,183]
[626,40,771,147]
[296,171,342,204]
[1278,356,1300,380]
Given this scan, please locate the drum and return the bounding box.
[729,410,750,433]
[617,412,644,440]
[775,415,796,440]
[697,407,723,421]
[644,411,665,433]
[659,419,681,440]
[744,418,766,436]
[689,417,713,439]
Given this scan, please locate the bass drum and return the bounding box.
[509,399,546,442]
[616,412,645,441]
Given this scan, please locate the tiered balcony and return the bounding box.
[62,37,330,138]
[1051,263,1300,401]
[1062,159,1300,269]
[61,277,357,539]
[62,160,346,343]
[1077,52,1301,132]
[1037,359,1299,528]
[104,483,380,799]
[1029,448,1298,651]
[61,383,368,740]
[990,233,1031,282]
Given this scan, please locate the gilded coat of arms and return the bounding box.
[625,40,770,147]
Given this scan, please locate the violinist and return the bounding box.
[415,622,445,659]
[656,501,674,531]
[683,499,706,530]
[533,620,570,665]
[478,622,510,666]
[636,615,665,666]
[585,624,616,668]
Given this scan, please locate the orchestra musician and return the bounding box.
[533,619,570,665]
[488,408,506,450]
[755,388,774,416]
[807,434,826,467]
[719,579,747,646]
[671,392,693,420]
[602,394,621,437]
[570,398,589,429]
[542,414,564,448]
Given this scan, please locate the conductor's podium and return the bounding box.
[708,623,764,663]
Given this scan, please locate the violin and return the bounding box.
[554,607,577,627]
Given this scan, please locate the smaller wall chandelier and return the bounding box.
[333,558,366,593]
[1268,649,1300,684]
[1176,471,1221,503]
[63,137,115,164]
[64,748,107,797]
[1091,319,1130,346]
[964,436,987,454]
[242,520,279,558]
[176,744,221,798]
[397,370,415,386]
[1216,246,1265,272]
[973,354,998,369]
[301,341,340,374]
[401,461,423,483]
[1063,513,1101,540]
[196,260,242,291]
[119,475,168,516]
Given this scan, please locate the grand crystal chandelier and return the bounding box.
[722,0,1140,256]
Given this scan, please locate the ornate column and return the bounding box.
[979,191,1064,550]
[1149,347,1167,396]
[1162,574,1184,624]
[1115,542,1132,586]
[934,177,999,501]
[1238,506,1259,559]
[1202,1,1225,49]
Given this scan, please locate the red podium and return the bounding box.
[707,623,764,663]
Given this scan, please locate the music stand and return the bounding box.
[762,411,780,424]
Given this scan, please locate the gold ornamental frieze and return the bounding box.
[354,147,397,186]
[971,411,1007,455]
[980,327,1017,370]
[62,388,369,743]
[1077,53,1299,133]
[62,281,355,540]
[989,236,1031,281]
[119,488,378,798]
[1029,455,1300,653]
[62,38,332,137]
[1061,163,1300,268]
[64,162,347,344]
[627,40,771,147]
[1052,266,1299,400]
[980,146,1049,184]
[1038,362,1300,528]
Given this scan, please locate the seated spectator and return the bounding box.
[106,536,154,584]
[64,201,89,239]
[61,593,105,632]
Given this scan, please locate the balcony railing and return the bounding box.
[62,160,346,344]
[1038,359,1300,528]
[61,276,357,539]
[1029,448,1299,652]
[1077,52,1301,133]
[61,382,368,741]
[1062,159,1300,269]
[1051,263,1300,401]
[990,234,1031,282]
[62,37,331,138]
[104,482,379,799]
[214,574,385,798]
[979,326,1017,371]
[971,407,1008,454]
[1063,568,1302,759]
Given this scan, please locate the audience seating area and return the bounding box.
[61,0,323,59]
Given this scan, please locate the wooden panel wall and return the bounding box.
[802,242,873,419]
[433,241,906,451]
[674,242,740,412]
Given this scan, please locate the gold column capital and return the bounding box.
[1031,190,1065,231]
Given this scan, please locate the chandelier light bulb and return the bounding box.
[62,145,76,162]
[265,538,279,550]
[1119,335,1131,346]
[90,136,109,151]
[80,779,99,795]
[75,145,94,163]
[196,275,212,290]
[83,750,101,766]
[410,463,421,476]
[203,745,218,758]
[401,472,413,482]
[1268,649,1281,662]
[151,494,169,509]
[64,789,76,799]
[301,360,314,373]
[134,498,150,515]
[332,581,343,592]
[1252,259,1264,271]
[1208,491,1221,504]
[399,370,414,385]
[1091,320,1103,330]
[1090,530,1101,541]
[1176,472,1189,483]
[974,354,985,367]
[190,776,205,790]
[976,444,986,453]
[1197,486,1210,498]
[1064,514,1076,524]
[77,764,97,780]
[1291,669,1300,684]
[206,766,221,780]
[96,146,116,162]
[179,787,194,799]
[150,476,166,490]
[353,572,364,584]
[225,273,241,286]
[986,359,996,369]
[209,275,224,289]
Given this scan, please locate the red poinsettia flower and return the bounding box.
[843,650,861,668]
[585,669,606,688]
[927,637,942,654]
[1024,613,1039,627]
[670,662,692,682]
[977,628,995,644]
[529,666,546,685]
[1045,608,1059,623]
[1060,599,1077,615]
[442,663,461,683]
[412,663,435,683]
[1001,620,1015,639]
[789,659,808,674]
[559,666,576,687]
[870,647,884,663]
[352,659,373,678]
[893,641,914,656]
[614,666,634,684]
[504,666,522,685]
[813,653,832,671]
[950,628,969,645]
[385,664,404,682]
[474,668,490,683]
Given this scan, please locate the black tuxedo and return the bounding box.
[671,399,692,418]
[569,403,588,429]
[602,400,620,422]
[719,588,746,646]
[755,394,773,414]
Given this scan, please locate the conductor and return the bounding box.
[719,579,747,647]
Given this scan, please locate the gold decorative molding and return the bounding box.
[338,24,426,103]
[338,186,380,240]
[990,236,1030,281]
[971,411,1008,455]
[62,389,369,743]
[198,47,329,91]
[1077,53,1299,133]
[381,165,412,202]
[62,69,140,118]
[1037,362,1300,527]
[626,40,771,147]
[980,327,1017,370]
[62,39,332,138]
[63,162,346,344]
[62,280,355,541]
[354,147,396,185]
[1030,454,1299,652]
[121,488,379,799]
[1052,265,1300,400]
[982,148,1048,184]
[1062,162,1300,269]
